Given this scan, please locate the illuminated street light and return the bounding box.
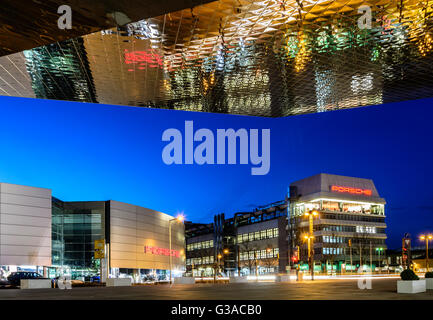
[375,247,384,269]
[223,248,229,255]
[420,234,433,272]
[217,253,223,278]
[304,210,319,280]
[169,214,185,283]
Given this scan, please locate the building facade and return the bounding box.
[0,183,52,278]
[185,201,289,277]
[52,199,185,280]
[288,173,387,273]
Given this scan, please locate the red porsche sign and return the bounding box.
[331,185,372,196]
[144,245,180,258]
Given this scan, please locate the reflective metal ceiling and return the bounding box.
[0,0,214,56]
[1,0,433,117]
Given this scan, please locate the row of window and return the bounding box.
[236,210,286,227]
[186,256,215,266]
[186,240,214,251]
[237,228,279,243]
[322,236,344,243]
[320,225,384,233]
[323,247,344,255]
[294,202,384,216]
[356,226,376,234]
[239,248,279,261]
[321,213,385,223]
[312,237,386,246]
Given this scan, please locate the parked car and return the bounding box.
[7,271,47,287]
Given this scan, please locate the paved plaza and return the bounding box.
[0,278,432,300]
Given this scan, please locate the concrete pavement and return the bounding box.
[0,278,432,300]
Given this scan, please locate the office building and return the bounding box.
[288,173,387,273]
[185,201,288,277]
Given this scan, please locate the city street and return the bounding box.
[0,278,432,300]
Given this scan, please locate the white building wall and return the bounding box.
[0,183,52,266]
[109,200,185,271]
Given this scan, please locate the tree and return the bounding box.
[239,242,258,276]
[262,256,278,274]
[355,225,371,271]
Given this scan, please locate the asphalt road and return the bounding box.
[0,278,432,300]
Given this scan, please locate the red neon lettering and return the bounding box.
[331,185,372,196]
[144,246,180,257]
[124,49,163,70]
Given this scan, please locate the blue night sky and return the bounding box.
[0,96,432,249]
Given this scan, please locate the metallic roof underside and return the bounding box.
[1,0,433,117]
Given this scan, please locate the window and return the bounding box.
[237,235,243,244]
[187,240,214,251]
[266,229,273,238]
[248,233,254,242]
[237,228,279,244]
[356,226,376,233]
[323,247,343,255]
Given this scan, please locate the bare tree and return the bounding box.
[355,225,371,271]
[262,256,278,274]
[239,242,258,275]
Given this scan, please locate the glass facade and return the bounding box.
[51,199,106,279]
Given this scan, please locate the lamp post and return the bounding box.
[223,248,229,276]
[254,251,258,278]
[349,239,353,273]
[169,214,184,283]
[420,234,433,272]
[266,248,272,274]
[217,253,222,279]
[304,210,318,280]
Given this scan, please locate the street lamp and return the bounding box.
[266,248,272,274]
[420,234,433,272]
[304,210,319,280]
[217,253,222,279]
[222,249,229,276]
[169,214,184,283]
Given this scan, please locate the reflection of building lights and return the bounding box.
[294,33,310,73]
[163,79,171,91]
[419,34,433,56]
[126,20,160,40]
[351,73,374,94]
